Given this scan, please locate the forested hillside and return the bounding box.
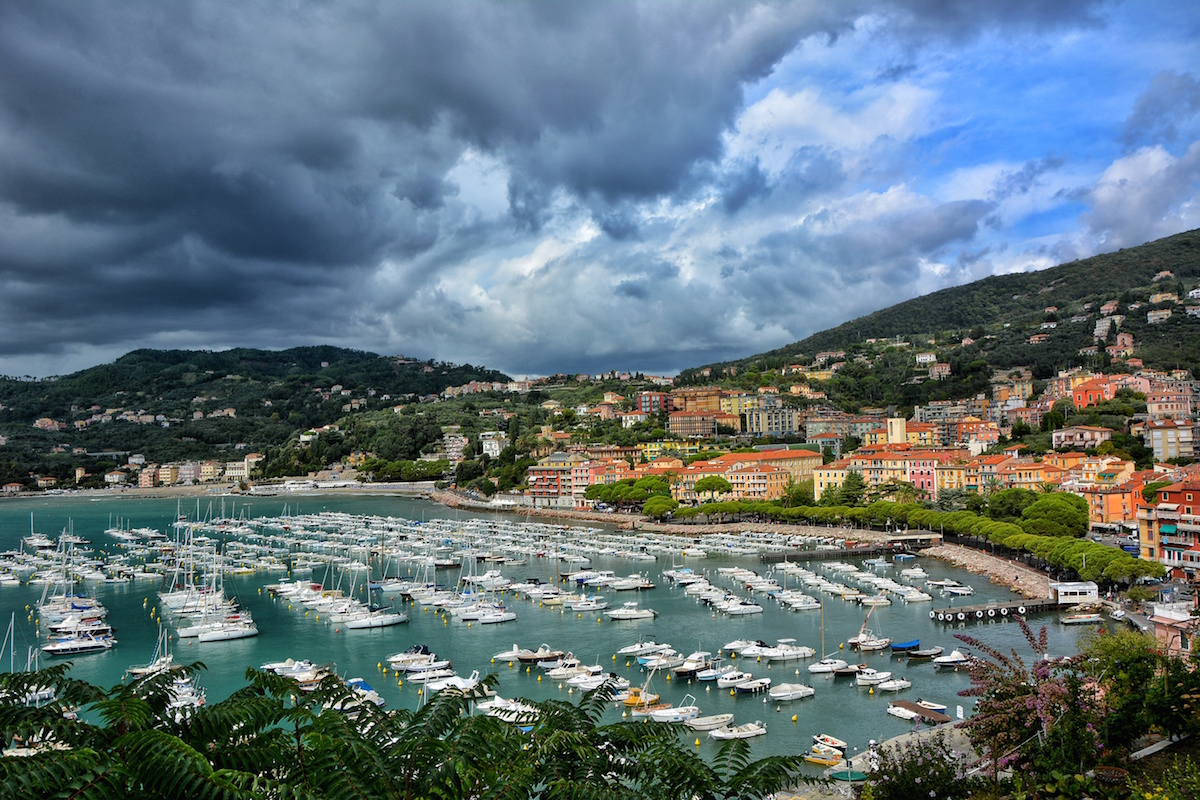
[681,228,1200,387]
[0,347,508,486]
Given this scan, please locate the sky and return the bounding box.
[1,1,1198,380]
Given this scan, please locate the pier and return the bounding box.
[758,546,904,564]
[928,598,1059,623]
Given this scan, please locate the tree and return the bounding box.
[693,475,733,502]
[642,495,679,520]
[1019,493,1088,538]
[0,664,812,800]
[835,470,866,506]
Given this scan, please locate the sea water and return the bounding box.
[0,492,1104,768]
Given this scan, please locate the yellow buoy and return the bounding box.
[612,654,616,661]
[577,613,581,619]
[730,689,735,696]
[537,675,541,682]
[597,618,601,624]
[666,674,671,681]
[695,738,700,747]
[792,715,797,723]
[869,687,874,695]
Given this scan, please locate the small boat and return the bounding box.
[710,720,767,739]
[933,649,971,668]
[715,669,753,689]
[877,677,912,692]
[616,640,670,657]
[517,644,564,663]
[916,699,948,713]
[622,687,660,707]
[833,663,866,678]
[649,694,701,723]
[630,701,673,718]
[890,639,920,652]
[887,702,920,720]
[734,677,772,694]
[685,713,735,731]
[804,750,843,766]
[768,682,815,701]
[906,646,945,661]
[855,668,892,686]
[695,660,736,682]
[813,733,847,750]
[808,657,849,674]
[1062,613,1104,626]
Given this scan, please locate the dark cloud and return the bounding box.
[990,157,1066,200]
[0,0,1164,378]
[1122,70,1200,149]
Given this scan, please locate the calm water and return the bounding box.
[0,491,1104,770]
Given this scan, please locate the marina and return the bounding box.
[0,491,1110,768]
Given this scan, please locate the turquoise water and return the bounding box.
[0,492,1103,770]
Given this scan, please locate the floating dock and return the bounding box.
[758,547,903,563]
[928,598,1059,623]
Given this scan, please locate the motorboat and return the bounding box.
[648,694,701,723]
[768,682,815,701]
[890,639,920,652]
[43,633,114,656]
[933,649,971,668]
[604,602,657,620]
[916,699,948,713]
[1061,612,1104,625]
[695,659,736,682]
[887,702,920,720]
[762,639,816,662]
[517,644,564,663]
[734,677,772,694]
[833,663,866,678]
[855,668,892,686]
[715,670,753,689]
[710,720,767,739]
[616,640,670,658]
[877,677,912,692]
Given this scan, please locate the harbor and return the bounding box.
[0,491,1112,769]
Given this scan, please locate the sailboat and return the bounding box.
[808,592,848,674]
[847,596,890,651]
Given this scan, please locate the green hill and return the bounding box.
[680,228,1200,386]
[0,347,509,486]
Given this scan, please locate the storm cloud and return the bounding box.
[0,0,1195,378]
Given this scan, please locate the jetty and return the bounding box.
[928,598,1058,623]
[758,546,904,564]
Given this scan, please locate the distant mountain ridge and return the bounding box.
[681,228,1200,380]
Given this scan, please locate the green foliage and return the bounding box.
[693,475,733,497]
[641,495,679,520]
[864,730,977,800]
[1019,493,1089,538]
[1131,757,1200,800]
[0,665,812,800]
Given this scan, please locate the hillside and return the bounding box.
[0,347,509,486]
[681,228,1200,384]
